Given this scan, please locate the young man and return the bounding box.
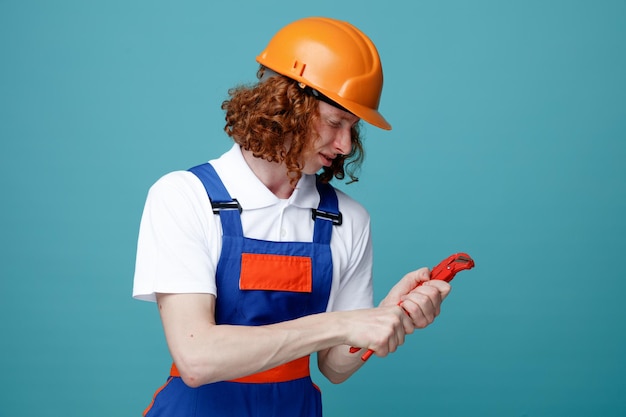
[133,16,450,417]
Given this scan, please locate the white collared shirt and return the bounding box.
[133,144,373,312]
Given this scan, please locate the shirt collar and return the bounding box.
[210,144,320,210]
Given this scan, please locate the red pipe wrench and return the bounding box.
[350,252,475,361]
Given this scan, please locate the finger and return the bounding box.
[388,331,403,354]
[418,284,443,317]
[400,298,433,328]
[398,305,416,334]
[388,316,408,355]
[423,280,452,301]
[378,306,411,356]
[400,287,441,327]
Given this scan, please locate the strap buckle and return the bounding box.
[311,208,342,226]
[211,199,242,214]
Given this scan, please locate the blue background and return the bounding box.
[1,1,625,416]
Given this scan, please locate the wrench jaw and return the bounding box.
[430,252,475,282]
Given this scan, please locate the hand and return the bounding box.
[342,305,415,358]
[380,267,452,329]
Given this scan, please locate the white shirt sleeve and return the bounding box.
[132,171,221,302]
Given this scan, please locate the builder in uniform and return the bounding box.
[133,17,452,417]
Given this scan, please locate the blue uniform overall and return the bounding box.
[143,163,341,417]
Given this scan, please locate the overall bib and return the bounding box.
[144,163,341,417]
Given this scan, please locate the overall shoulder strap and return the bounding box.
[188,163,243,237]
[312,179,342,244]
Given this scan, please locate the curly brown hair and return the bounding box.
[221,69,365,186]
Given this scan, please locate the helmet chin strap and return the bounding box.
[257,66,280,82]
[297,83,352,114]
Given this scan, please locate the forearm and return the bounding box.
[158,292,415,387]
[167,311,348,387]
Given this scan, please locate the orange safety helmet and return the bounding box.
[256,17,391,130]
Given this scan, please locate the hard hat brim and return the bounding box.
[317,87,392,130]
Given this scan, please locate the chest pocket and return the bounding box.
[240,253,312,293]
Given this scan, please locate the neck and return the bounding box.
[241,148,295,199]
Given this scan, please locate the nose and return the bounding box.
[334,128,352,155]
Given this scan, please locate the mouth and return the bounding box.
[320,153,335,166]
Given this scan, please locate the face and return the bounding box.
[301,101,360,175]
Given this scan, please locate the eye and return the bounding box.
[326,119,341,128]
